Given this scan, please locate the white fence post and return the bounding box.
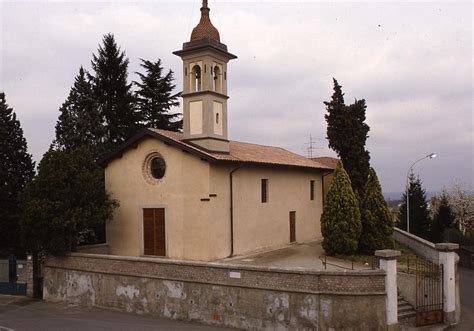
[435,243,459,325]
[375,249,401,328]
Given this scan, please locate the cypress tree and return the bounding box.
[345,99,370,197]
[54,67,105,154]
[431,192,455,242]
[325,79,346,155]
[134,58,182,131]
[398,173,431,239]
[321,162,361,255]
[359,168,394,254]
[91,33,139,150]
[0,92,35,256]
[324,79,370,199]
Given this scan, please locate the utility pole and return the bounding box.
[304,134,321,158]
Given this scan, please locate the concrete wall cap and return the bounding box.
[375,250,401,259]
[394,227,436,248]
[76,243,109,249]
[435,243,459,251]
[57,252,385,276]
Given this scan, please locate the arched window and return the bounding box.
[213,66,222,93]
[191,65,202,92]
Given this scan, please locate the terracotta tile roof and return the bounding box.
[148,129,333,170]
[311,157,339,169]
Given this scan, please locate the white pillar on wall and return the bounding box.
[435,243,459,325]
[375,249,401,327]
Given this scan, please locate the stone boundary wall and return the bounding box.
[76,243,110,255]
[43,253,388,330]
[394,227,439,261]
[394,228,462,325]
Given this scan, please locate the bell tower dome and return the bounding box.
[173,0,237,153]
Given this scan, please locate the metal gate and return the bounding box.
[0,255,27,295]
[415,258,443,326]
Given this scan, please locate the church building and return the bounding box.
[103,1,333,261]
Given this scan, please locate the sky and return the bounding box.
[0,0,472,193]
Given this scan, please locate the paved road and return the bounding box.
[0,295,228,331]
[451,267,474,331]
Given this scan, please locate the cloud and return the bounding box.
[0,1,472,192]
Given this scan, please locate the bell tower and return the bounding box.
[173,0,237,153]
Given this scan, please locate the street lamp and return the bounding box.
[406,153,436,233]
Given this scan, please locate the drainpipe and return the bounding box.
[321,171,333,206]
[229,165,242,258]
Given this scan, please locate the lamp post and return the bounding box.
[406,153,436,233]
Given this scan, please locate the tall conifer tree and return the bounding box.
[325,79,346,155]
[20,147,117,256]
[430,192,455,242]
[0,92,35,256]
[324,79,370,198]
[321,162,361,255]
[54,67,105,154]
[359,168,394,254]
[398,173,431,239]
[91,33,139,149]
[134,59,182,131]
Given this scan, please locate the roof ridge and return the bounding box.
[153,128,292,152]
[146,128,333,170]
[148,128,216,158]
[103,128,333,170]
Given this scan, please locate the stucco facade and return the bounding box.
[105,136,325,261]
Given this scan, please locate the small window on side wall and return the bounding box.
[310,180,315,201]
[261,179,268,203]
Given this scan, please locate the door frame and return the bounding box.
[139,204,168,257]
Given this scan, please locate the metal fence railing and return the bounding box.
[319,255,379,271]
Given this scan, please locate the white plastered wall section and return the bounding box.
[213,101,223,135]
[105,137,213,261]
[230,167,323,256]
[189,100,203,135]
[208,165,233,259]
[105,137,325,261]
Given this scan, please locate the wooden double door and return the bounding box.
[143,208,166,256]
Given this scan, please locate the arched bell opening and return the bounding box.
[213,65,222,93]
[191,65,202,92]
